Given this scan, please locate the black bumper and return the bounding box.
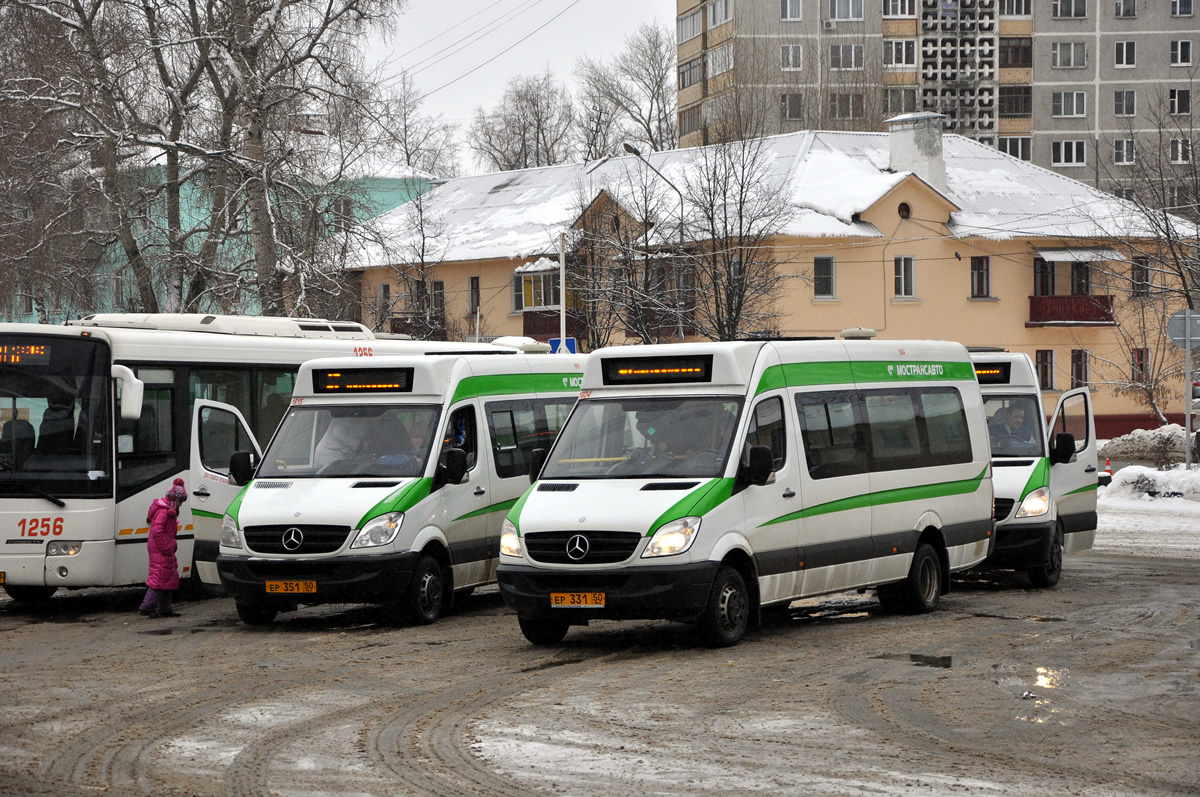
[984,520,1054,569]
[217,551,420,606]
[496,560,720,623]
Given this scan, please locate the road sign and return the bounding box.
[1168,309,1200,348]
[549,337,576,354]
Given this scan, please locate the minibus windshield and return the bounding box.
[983,395,1046,457]
[257,404,440,478]
[543,396,742,479]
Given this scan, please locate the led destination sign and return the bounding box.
[0,344,51,365]
[601,355,714,386]
[973,362,1012,385]
[312,367,415,394]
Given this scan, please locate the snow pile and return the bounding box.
[1099,423,1197,465]
[1099,464,1200,501]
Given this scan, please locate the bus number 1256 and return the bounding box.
[19,518,64,537]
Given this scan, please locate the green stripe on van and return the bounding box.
[759,465,989,527]
[192,509,223,520]
[454,497,519,522]
[357,478,433,529]
[1020,458,1050,502]
[451,373,580,404]
[224,484,251,525]
[1065,483,1098,496]
[647,478,736,536]
[506,484,537,534]
[755,360,976,395]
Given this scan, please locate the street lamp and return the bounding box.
[622,142,687,341]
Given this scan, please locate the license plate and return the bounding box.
[265,580,316,594]
[550,591,605,608]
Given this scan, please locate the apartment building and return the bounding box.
[677,0,1198,193]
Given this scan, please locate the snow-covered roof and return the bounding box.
[357,129,1158,269]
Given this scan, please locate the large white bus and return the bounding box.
[0,314,505,601]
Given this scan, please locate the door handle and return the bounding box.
[193,487,211,497]
[474,487,486,496]
[1084,466,1096,473]
[782,488,796,498]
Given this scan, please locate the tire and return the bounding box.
[404,554,445,625]
[696,565,751,648]
[878,543,941,614]
[518,614,570,645]
[3,585,57,602]
[235,600,277,626]
[1028,526,1064,589]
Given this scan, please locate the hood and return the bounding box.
[992,458,1049,504]
[234,477,429,530]
[512,478,734,537]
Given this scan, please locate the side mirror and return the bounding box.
[528,447,547,483]
[434,447,468,489]
[746,445,774,486]
[1051,432,1076,465]
[229,451,255,486]
[111,364,144,421]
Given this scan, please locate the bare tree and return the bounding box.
[467,69,575,172]
[378,73,459,178]
[381,191,450,340]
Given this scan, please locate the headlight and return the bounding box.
[1016,487,1050,518]
[642,516,701,558]
[352,512,403,549]
[499,518,522,557]
[47,541,82,556]
[220,515,243,549]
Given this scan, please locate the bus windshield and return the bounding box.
[983,394,1046,457]
[0,335,112,499]
[257,404,441,479]
[543,396,742,479]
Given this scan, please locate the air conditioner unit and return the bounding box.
[822,19,837,30]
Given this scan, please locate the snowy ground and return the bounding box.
[1095,464,1200,559]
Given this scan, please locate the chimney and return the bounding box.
[886,112,946,192]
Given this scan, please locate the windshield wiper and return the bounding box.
[0,479,66,507]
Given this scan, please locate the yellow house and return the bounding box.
[354,114,1192,437]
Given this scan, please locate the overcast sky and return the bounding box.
[371,0,669,167]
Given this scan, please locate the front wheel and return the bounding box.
[518,614,570,645]
[3,585,57,602]
[1028,526,1064,589]
[877,543,941,614]
[235,600,277,626]
[404,554,445,625]
[696,565,751,647]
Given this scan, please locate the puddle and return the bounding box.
[972,613,1066,623]
[872,653,952,668]
[136,627,222,636]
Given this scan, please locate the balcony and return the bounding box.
[1027,295,1115,326]
[522,309,583,341]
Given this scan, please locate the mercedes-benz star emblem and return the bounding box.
[282,527,304,551]
[566,534,589,561]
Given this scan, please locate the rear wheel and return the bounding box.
[696,565,750,647]
[877,543,941,614]
[1028,526,1064,589]
[3,585,57,602]
[235,600,277,626]
[518,614,570,645]
[404,554,445,625]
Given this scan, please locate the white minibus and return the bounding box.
[216,352,585,625]
[497,339,995,647]
[970,350,1097,586]
[0,314,495,601]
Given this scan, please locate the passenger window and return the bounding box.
[486,398,576,479]
[862,393,922,465]
[920,390,973,463]
[746,397,786,469]
[442,406,477,469]
[797,392,866,479]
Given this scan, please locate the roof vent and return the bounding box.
[841,327,877,339]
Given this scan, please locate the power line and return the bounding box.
[407,0,547,78]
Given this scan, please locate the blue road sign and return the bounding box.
[549,337,577,354]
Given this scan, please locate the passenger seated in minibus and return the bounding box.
[313,417,367,471]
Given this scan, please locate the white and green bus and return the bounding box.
[0,314,500,602]
[498,339,996,647]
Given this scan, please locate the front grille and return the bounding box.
[255,481,292,489]
[641,482,699,491]
[352,481,399,489]
[524,530,642,565]
[243,524,352,555]
[537,483,578,492]
[993,498,1016,522]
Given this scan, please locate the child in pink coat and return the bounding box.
[138,478,187,618]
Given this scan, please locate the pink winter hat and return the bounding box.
[166,478,187,503]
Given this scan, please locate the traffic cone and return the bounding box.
[1104,458,1113,477]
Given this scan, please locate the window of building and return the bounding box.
[1168,185,1192,209]
[814,256,836,298]
[467,276,480,314]
[1171,40,1193,66]
[21,293,34,315]
[1052,91,1087,117]
[1071,350,1089,388]
[431,281,445,318]
[379,282,391,320]
[884,0,915,16]
[1115,40,1135,67]
[1131,348,1150,383]
[708,0,732,28]
[1000,0,1031,13]
[781,0,803,20]
[1114,139,1135,164]
[679,57,702,90]
[830,43,864,70]
[1114,186,1136,200]
[1170,89,1191,115]
[970,256,991,298]
[1114,90,1136,116]
[1035,350,1055,390]
[1130,257,1151,297]
[521,272,560,310]
[1053,0,1086,18]
[1071,262,1091,295]
[999,85,1032,117]
[1114,0,1135,17]
[1173,0,1193,16]
[677,9,702,44]
[1052,140,1087,166]
[885,87,918,114]
[781,44,803,71]
[1170,138,1193,163]
[829,93,864,119]
[1052,42,1087,68]
[999,37,1032,67]
[707,44,734,77]
[679,105,702,136]
[894,256,915,298]
[781,93,804,120]
[829,0,863,20]
[510,275,523,312]
[998,136,1032,160]
[884,39,916,68]
[1034,257,1055,296]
